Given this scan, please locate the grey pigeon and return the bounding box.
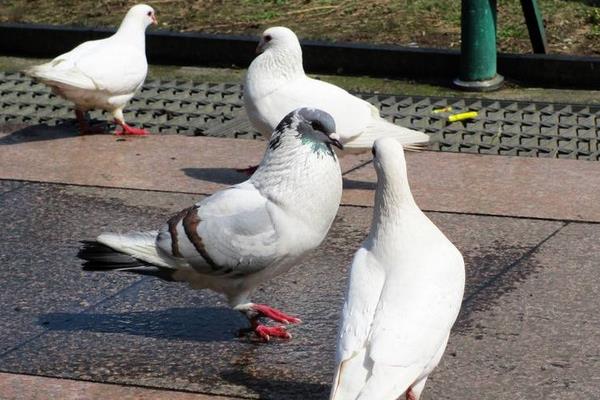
[79,108,343,341]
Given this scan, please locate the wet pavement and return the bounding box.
[0,173,599,399]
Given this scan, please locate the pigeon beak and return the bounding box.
[151,14,158,25]
[328,132,344,150]
[256,40,265,55]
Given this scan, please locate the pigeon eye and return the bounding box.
[265,35,272,42]
[371,146,377,157]
[147,11,152,16]
[311,121,323,132]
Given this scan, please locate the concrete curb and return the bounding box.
[1,23,600,88]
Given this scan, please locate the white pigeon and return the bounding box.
[330,137,465,400]
[244,26,430,153]
[24,4,157,136]
[78,108,344,341]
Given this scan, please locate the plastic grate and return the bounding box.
[1,72,600,160]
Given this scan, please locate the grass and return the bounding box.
[1,0,600,55]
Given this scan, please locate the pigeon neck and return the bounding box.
[371,167,418,230]
[247,47,304,92]
[251,131,342,226]
[114,18,147,49]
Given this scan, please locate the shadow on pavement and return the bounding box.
[342,178,375,190]
[221,370,330,400]
[0,121,107,145]
[182,167,247,185]
[39,307,244,343]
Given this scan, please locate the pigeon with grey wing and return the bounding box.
[330,137,465,400]
[242,26,429,173]
[79,108,343,341]
[24,4,157,135]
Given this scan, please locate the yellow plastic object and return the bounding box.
[432,106,453,113]
[448,111,478,122]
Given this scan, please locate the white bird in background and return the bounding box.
[243,26,429,165]
[79,108,344,341]
[330,137,465,400]
[24,4,157,136]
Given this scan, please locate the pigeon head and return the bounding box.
[270,108,343,153]
[372,137,408,181]
[256,26,301,55]
[123,4,157,29]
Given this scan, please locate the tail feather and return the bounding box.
[78,240,143,267]
[78,240,175,281]
[78,230,177,282]
[344,116,430,152]
[24,63,94,91]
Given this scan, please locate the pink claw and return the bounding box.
[251,304,302,325]
[114,121,150,136]
[255,324,292,341]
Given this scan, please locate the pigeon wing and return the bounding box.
[27,39,147,94]
[330,247,385,400]
[260,76,373,142]
[368,250,465,367]
[69,41,148,94]
[157,182,281,276]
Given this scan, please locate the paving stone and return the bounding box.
[0,183,190,355]
[427,222,600,400]
[0,372,239,400]
[0,180,25,196]
[342,151,600,222]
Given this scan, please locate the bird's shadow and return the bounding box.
[39,307,245,343]
[220,370,330,400]
[342,178,375,190]
[0,120,108,145]
[182,169,376,190]
[182,167,247,185]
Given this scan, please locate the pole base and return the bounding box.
[453,74,504,92]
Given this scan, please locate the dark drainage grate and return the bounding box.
[1,72,600,160]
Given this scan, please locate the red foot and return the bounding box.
[235,165,259,176]
[255,324,291,341]
[251,303,301,325]
[114,121,150,136]
[406,387,416,400]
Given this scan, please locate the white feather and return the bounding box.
[23,4,154,120]
[244,27,430,151]
[331,137,465,400]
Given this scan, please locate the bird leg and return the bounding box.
[114,119,150,136]
[236,303,301,341]
[75,109,105,135]
[235,165,259,176]
[250,303,302,324]
[405,387,416,400]
[251,318,292,341]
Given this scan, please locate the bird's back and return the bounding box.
[25,35,147,98]
[332,211,464,400]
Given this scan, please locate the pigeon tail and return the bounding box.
[79,230,174,268]
[354,363,422,400]
[343,117,430,152]
[78,238,176,281]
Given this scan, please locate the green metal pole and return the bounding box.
[454,0,504,91]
